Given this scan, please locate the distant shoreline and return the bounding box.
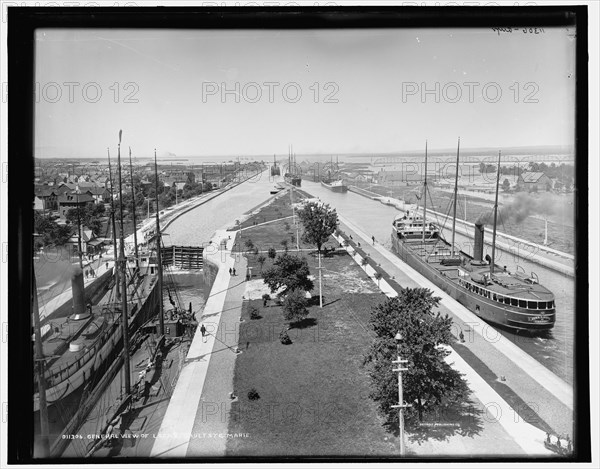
[33,144,575,162]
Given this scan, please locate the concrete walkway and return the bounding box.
[150,231,244,457]
[336,215,573,442]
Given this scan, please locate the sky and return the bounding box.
[34,27,576,159]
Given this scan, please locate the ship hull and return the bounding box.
[321,181,348,193]
[391,233,555,331]
[34,276,161,411]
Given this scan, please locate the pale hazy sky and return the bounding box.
[34,27,576,159]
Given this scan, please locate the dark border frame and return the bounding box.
[7,6,590,464]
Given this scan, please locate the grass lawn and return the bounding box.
[226,289,399,456]
[225,199,399,455]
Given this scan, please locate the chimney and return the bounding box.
[71,267,87,319]
[474,223,485,262]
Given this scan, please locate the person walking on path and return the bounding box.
[372,235,376,245]
[200,324,206,337]
[229,267,232,276]
[233,267,237,276]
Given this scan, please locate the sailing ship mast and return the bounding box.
[490,150,501,274]
[128,147,140,272]
[154,149,165,336]
[422,140,428,244]
[450,138,460,257]
[116,130,131,394]
[33,269,50,457]
[75,186,84,270]
[107,148,120,299]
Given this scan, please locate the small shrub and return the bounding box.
[268,247,277,259]
[262,293,271,307]
[282,289,309,324]
[279,330,292,345]
[249,305,260,320]
[284,222,290,231]
[248,388,260,400]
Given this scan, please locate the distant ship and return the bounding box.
[321,178,348,193]
[390,140,555,332]
[320,156,347,193]
[270,154,280,176]
[284,173,301,187]
[284,144,301,186]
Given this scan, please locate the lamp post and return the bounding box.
[236,219,243,255]
[391,331,410,456]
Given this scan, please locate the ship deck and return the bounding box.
[43,273,155,372]
[402,237,555,302]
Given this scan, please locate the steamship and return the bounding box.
[33,263,161,412]
[320,156,348,193]
[321,178,348,193]
[284,173,301,187]
[284,144,301,186]
[390,141,555,332]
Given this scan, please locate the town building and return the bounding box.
[57,191,95,218]
[517,172,552,192]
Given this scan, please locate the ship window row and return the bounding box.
[458,278,554,309]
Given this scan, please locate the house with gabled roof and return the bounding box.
[57,191,95,218]
[517,172,552,192]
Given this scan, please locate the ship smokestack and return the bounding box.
[71,266,86,318]
[474,223,485,262]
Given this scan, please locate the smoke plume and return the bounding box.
[476,193,561,225]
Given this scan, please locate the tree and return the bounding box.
[282,289,310,325]
[297,201,339,307]
[364,288,470,427]
[361,257,369,268]
[374,271,383,287]
[280,239,289,253]
[268,247,277,259]
[34,213,72,247]
[502,178,511,192]
[262,253,314,298]
[553,179,564,192]
[66,202,105,237]
[257,255,266,272]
